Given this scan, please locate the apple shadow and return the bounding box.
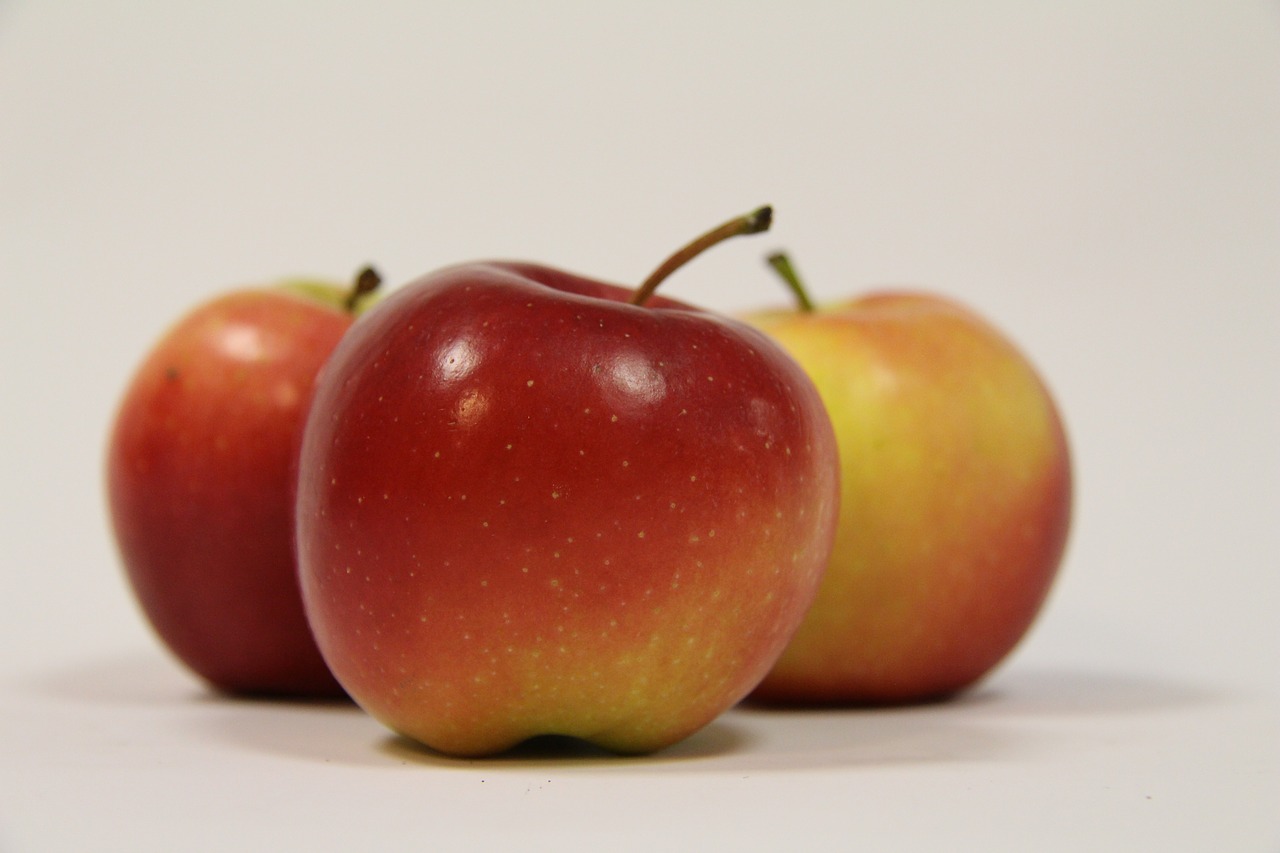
[27,650,358,710]
[701,664,1222,773]
[963,665,1217,716]
[25,651,212,706]
[195,694,398,767]
[738,664,1218,720]
[20,651,387,766]
[19,651,756,769]
[19,655,1227,773]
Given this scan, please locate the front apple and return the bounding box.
[746,256,1071,704]
[296,212,840,755]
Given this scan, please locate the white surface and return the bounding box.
[2,2,1277,850]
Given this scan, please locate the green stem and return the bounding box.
[765,252,816,313]
[629,206,773,306]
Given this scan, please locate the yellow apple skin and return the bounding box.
[744,291,1072,704]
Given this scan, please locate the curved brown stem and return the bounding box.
[629,206,773,306]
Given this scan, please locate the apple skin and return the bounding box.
[106,283,368,698]
[744,291,1071,704]
[296,262,840,755]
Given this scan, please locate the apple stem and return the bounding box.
[765,252,816,313]
[344,266,383,312]
[629,206,773,306]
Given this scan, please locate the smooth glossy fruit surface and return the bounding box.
[297,261,840,754]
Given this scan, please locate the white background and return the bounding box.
[2,2,1277,850]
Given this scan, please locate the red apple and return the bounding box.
[745,254,1071,704]
[106,269,381,697]
[296,209,840,755]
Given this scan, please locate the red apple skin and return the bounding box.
[745,292,1071,704]
[296,262,840,755]
[107,287,356,697]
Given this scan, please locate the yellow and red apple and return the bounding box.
[295,211,841,754]
[745,255,1072,704]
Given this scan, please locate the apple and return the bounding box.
[106,268,382,697]
[296,209,840,756]
[745,254,1072,704]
